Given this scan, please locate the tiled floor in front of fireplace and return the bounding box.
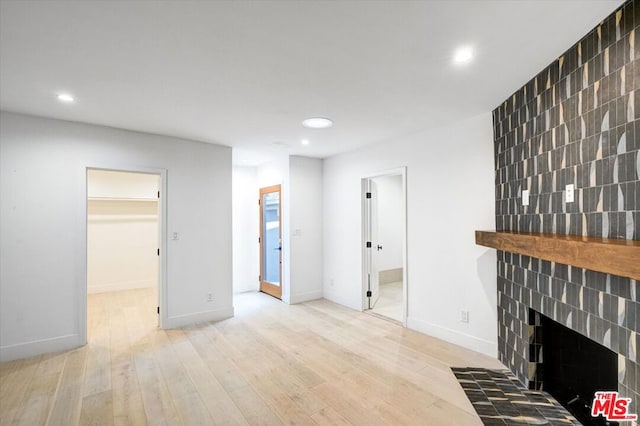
[452,367,581,426]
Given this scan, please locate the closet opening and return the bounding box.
[86,168,163,342]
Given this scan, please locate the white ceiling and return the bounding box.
[0,0,623,165]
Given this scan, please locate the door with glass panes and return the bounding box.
[259,185,282,299]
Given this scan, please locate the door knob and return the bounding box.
[377,245,383,251]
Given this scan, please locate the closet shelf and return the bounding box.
[88,197,158,202]
[475,231,640,280]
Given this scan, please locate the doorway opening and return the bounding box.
[86,168,164,342]
[259,184,282,299]
[362,169,407,324]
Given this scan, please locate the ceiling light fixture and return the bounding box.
[302,117,333,129]
[57,93,75,103]
[453,46,473,65]
[301,139,310,146]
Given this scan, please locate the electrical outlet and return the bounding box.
[460,310,469,323]
[522,189,529,206]
[207,293,213,302]
[565,184,574,203]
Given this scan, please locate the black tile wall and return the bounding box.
[534,309,619,423]
[493,0,640,417]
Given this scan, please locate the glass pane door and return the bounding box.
[260,185,282,299]
[262,191,280,285]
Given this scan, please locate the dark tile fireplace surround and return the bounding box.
[492,0,640,421]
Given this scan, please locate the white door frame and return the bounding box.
[361,167,408,325]
[81,165,168,344]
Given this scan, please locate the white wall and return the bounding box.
[232,166,259,293]
[289,156,323,304]
[87,170,159,294]
[0,111,233,361]
[372,174,403,273]
[323,112,497,356]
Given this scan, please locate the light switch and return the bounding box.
[172,232,179,240]
[522,189,529,206]
[566,184,574,203]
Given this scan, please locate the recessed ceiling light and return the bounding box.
[302,117,333,129]
[301,139,310,146]
[57,93,75,103]
[453,46,473,65]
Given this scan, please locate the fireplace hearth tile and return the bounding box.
[452,367,581,426]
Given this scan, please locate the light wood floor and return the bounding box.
[1,288,505,425]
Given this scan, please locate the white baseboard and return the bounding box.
[407,316,497,357]
[88,279,155,294]
[0,333,83,362]
[232,282,260,294]
[322,289,361,311]
[164,306,234,328]
[289,290,323,304]
[379,268,403,285]
[0,306,235,361]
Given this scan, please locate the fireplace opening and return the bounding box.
[531,310,618,425]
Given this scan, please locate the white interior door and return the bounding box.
[368,180,380,309]
[371,180,380,308]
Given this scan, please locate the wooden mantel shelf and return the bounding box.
[475,231,640,281]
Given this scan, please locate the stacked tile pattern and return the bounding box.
[528,310,544,391]
[492,0,640,417]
